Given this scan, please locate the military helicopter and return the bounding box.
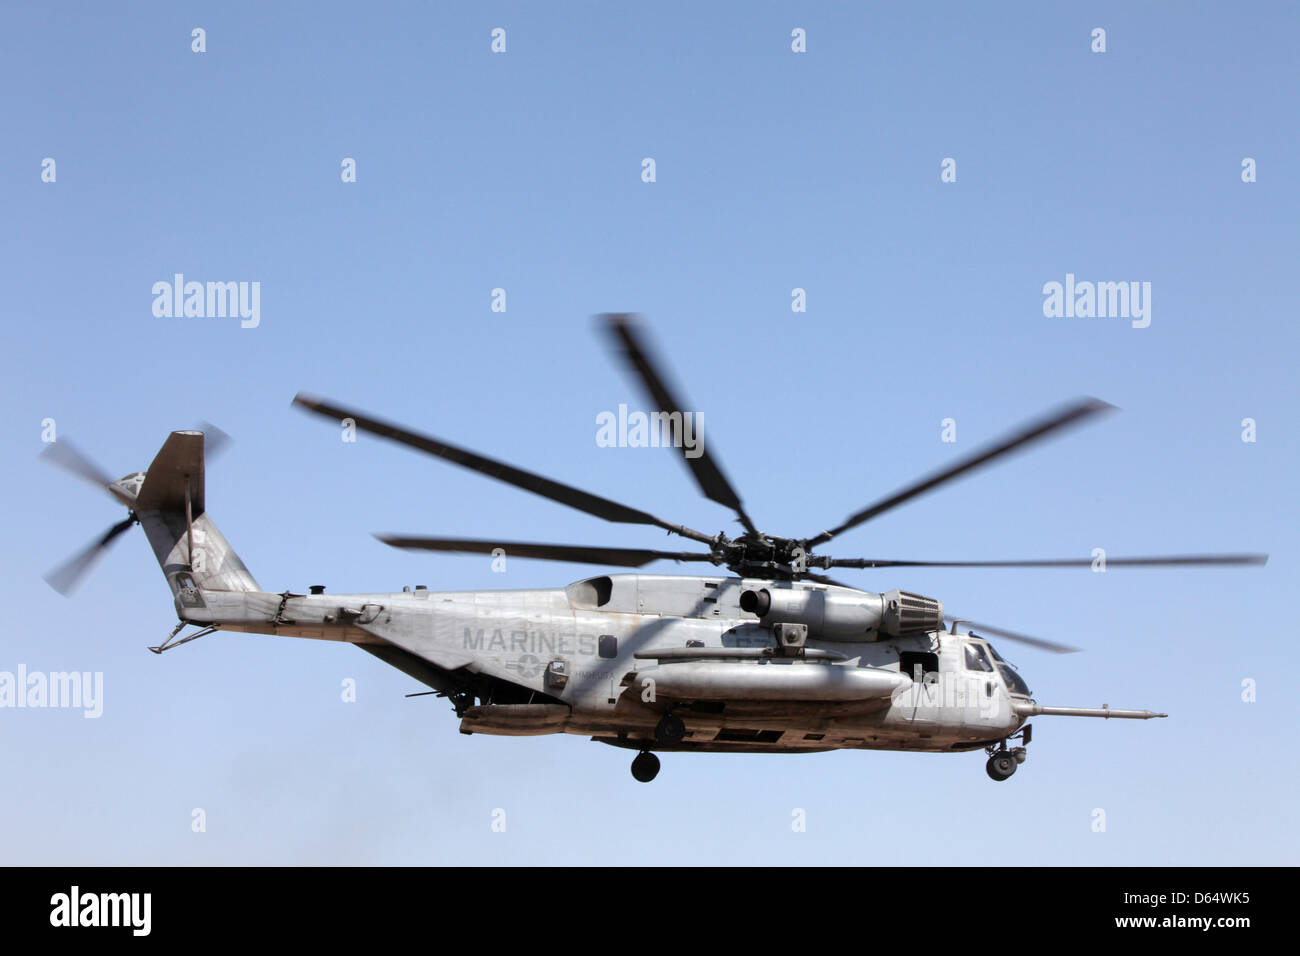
[43,315,1266,782]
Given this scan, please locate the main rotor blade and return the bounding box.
[830,553,1268,570]
[44,514,136,596]
[806,398,1115,547]
[39,439,115,492]
[602,314,759,536]
[804,572,858,589]
[378,535,718,568]
[293,393,715,546]
[949,617,1080,655]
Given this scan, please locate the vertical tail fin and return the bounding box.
[129,431,259,600]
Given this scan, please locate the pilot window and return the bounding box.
[964,644,994,672]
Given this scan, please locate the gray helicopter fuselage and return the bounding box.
[50,313,1218,780]
[183,571,1030,754]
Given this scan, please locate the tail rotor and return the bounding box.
[43,513,139,596]
[40,425,232,596]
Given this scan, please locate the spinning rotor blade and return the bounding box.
[42,426,228,493]
[830,553,1268,570]
[43,514,136,596]
[39,439,116,493]
[804,572,858,589]
[806,398,1115,548]
[948,617,1080,655]
[602,314,759,536]
[293,393,715,546]
[378,535,717,568]
[197,421,231,460]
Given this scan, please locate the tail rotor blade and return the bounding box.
[44,514,136,596]
[198,421,231,460]
[39,439,116,493]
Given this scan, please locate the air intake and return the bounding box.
[880,590,944,636]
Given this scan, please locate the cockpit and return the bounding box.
[963,637,1032,697]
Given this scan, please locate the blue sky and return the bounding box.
[2,2,1296,864]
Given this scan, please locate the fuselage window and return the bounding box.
[598,635,618,659]
[899,651,939,682]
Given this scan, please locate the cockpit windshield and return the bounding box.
[986,642,1031,696]
[997,663,1031,697]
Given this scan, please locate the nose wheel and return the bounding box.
[986,751,1018,781]
[631,751,660,783]
[985,733,1029,782]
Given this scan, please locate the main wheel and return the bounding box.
[655,714,686,745]
[986,752,1017,781]
[631,751,661,783]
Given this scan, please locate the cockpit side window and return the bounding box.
[964,643,994,672]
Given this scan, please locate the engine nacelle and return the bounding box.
[739,586,943,641]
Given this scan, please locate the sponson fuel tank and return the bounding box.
[633,661,911,701]
[460,703,570,735]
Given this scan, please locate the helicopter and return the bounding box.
[42,314,1266,782]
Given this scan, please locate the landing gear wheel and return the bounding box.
[655,714,686,745]
[986,752,1018,781]
[1011,746,1028,764]
[631,751,660,783]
